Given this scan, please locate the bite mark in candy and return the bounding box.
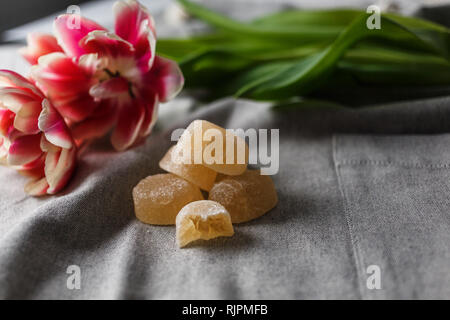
[208,169,278,223]
[133,173,203,225]
[176,200,234,248]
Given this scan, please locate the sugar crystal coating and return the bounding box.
[176,200,234,247]
[159,146,217,191]
[133,173,204,225]
[174,120,248,176]
[208,169,278,223]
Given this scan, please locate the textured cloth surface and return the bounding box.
[0,0,450,299]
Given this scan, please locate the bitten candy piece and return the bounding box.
[176,200,234,248]
[133,173,204,225]
[159,146,217,191]
[174,120,248,176]
[208,170,278,223]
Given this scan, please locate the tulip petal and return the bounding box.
[113,0,155,44]
[38,99,73,149]
[7,128,27,142]
[0,88,38,113]
[0,70,44,98]
[33,53,94,95]
[53,14,106,59]
[0,109,15,136]
[135,19,156,71]
[110,98,145,151]
[78,53,107,75]
[113,0,156,70]
[18,153,46,179]
[139,94,158,137]
[24,177,49,196]
[71,100,117,141]
[0,137,7,165]
[81,30,135,58]
[89,77,130,100]
[80,32,140,83]
[59,94,100,122]
[13,101,42,134]
[19,33,63,65]
[40,134,59,153]
[7,133,43,166]
[32,53,98,121]
[144,56,184,102]
[45,146,77,194]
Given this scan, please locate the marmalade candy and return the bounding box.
[208,170,278,223]
[133,173,203,225]
[176,200,234,247]
[159,146,217,191]
[174,120,248,175]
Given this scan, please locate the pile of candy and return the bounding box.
[133,120,278,248]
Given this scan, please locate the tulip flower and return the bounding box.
[23,0,184,151]
[0,70,76,196]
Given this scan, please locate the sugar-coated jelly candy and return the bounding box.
[208,170,278,223]
[176,200,234,248]
[133,173,203,225]
[159,146,217,191]
[174,120,248,176]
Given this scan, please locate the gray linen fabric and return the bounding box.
[0,0,449,299]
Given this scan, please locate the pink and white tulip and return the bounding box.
[0,70,76,196]
[23,0,184,151]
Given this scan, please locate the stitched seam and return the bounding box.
[332,135,366,299]
[339,160,450,169]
